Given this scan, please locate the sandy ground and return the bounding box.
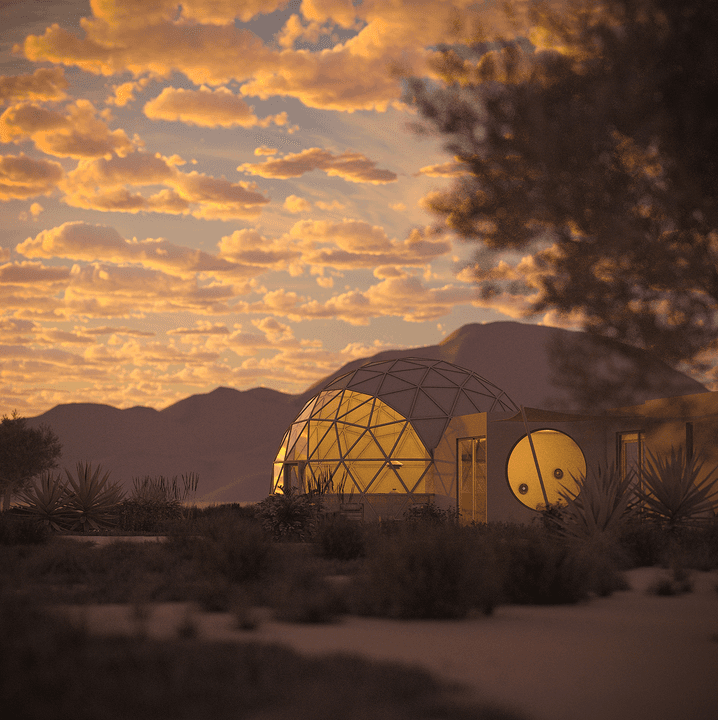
[55,567,718,720]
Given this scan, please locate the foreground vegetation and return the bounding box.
[2,491,716,719]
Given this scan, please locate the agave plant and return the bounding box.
[64,462,125,532]
[16,470,72,531]
[637,448,718,529]
[548,463,636,539]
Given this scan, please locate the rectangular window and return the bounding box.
[457,436,487,523]
[618,431,644,489]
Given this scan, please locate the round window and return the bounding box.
[506,430,586,510]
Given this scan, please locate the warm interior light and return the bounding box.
[507,430,586,510]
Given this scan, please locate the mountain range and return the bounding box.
[28,322,708,503]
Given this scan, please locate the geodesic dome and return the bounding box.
[272,357,518,497]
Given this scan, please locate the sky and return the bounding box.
[1,0,583,417]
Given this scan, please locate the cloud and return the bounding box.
[240,273,479,325]
[17,0,535,114]
[290,220,452,268]
[0,153,64,199]
[0,260,71,284]
[106,78,150,106]
[0,67,68,104]
[29,202,43,216]
[144,86,288,128]
[0,100,136,158]
[217,228,300,270]
[254,146,278,156]
[238,147,397,184]
[61,153,270,220]
[283,194,312,213]
[416,160,467,177]
[16,221,277,280]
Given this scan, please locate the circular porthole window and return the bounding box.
[506,430,586,510]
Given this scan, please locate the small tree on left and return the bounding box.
[0,411,62,510]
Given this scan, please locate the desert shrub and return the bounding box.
[316,513,366,560]
[256,487,321,542]
[496,526,625,604]
[663,521,718,571]
[354,524,502,618]
[271,560,344,623]
[637,448,718,528]
[15,471,73,532]
[118,499,184,533]
[403,502,460,525]
[63,462,125,532]
[192,503,258,522]
[0,511,50,545]
[616,520,671,567]
[192,514,275,584]
[543,464,636,540]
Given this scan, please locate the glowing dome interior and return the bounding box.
[273,357,518,497]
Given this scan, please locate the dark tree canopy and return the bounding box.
[0,412,62,509]
[411,0,718,366]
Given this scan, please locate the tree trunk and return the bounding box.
[2,487,12,511]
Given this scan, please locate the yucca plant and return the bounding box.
[548,463,636,539]
[64,462,125,532]
[637,448,718,529]
[16,471,72,532]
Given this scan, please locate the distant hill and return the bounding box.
[28,322,707,503]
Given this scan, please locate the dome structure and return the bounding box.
[272,358,518,502]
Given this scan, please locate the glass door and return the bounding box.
[458,437,487,523]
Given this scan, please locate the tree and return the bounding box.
[410,0,718,367]
[0,411,62,510]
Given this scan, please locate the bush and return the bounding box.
[192,514,275,584]
[0,511,50,545]
[316,513,366,561]
[271,560,344,623]
[496,525,625,604]
[256,487,321,542]
[354,524,502,618]
[118,499,183,533]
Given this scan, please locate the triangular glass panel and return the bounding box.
[410,418,446,451]
[464,375,499,395]
[377,374,416,393]
[394,426,428,459]
[421,368,459,388]
[315,426,340,461]
[372,422,403,455]
[388,358,425,372]
[345,461,383,492]
[408,462,432,493]
[367,464,406,493]
[379,388,416,417]
[371,402,404,427]
[312,391,342,420]
[438,367,473,386]
[423,386,459,414]
[390,367,429,385]
[286,422,304,456]
[453,392,483,416]
[296,398,317,422]
[337,423,364,455]
[412,390,447,418]
[464,389,499,412]
[349,372,385,396]
[349,432,383,460]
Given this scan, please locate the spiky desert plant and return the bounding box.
[64,462,125,532]
[637,448,718,529]
[549,464,636,539]
[16,471,72,532]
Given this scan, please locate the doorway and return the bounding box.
[458,436,487,523]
